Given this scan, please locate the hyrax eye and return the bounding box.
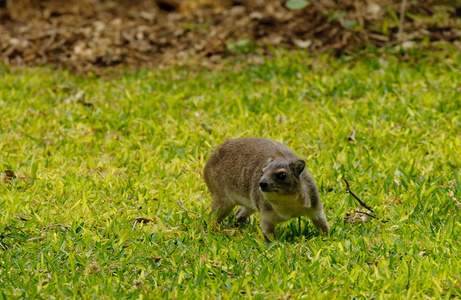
[260,172,263,177]
[275,172,286,180]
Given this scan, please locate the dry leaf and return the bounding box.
[133,280,143,287]
[344,209,371,224]
[448,190,461,207]
[85,261,101,276]
[366,2,382,19]
[133,217,155,224]
[348,129,357,141]
[2,170,17,182]
[14,214,30,221]
[249,12,264,20]
[41,273,52,285]
[292,38,312,49]
[221,228,237,235]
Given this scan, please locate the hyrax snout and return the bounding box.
[203,137,329,240]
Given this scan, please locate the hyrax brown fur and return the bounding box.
[203,137,329,240]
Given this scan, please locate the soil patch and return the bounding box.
[1,0,460,74]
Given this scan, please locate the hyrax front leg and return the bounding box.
[210,194,235,224]
[309,208,330,234]
[259,211,278,241]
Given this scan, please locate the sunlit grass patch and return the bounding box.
[1,50,460,298]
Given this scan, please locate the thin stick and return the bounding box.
[398,0,408,43]
[352,208,377,218]
[132,221,137,232]
[27,235,47,243]
[177,201,196,215]
[343,178,374,212]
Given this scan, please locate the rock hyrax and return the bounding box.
[204,137,330,240]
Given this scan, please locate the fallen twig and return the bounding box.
[27,235,47,243]
[352,208,378,219]
[398,0,408,43]
[177,201,196,215]
[343,178,374,212]
[343,179,389,223]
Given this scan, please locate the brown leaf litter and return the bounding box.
[0,0,460,74]
[133,216,155,224]
[345,208,373,224]
[447,190,461,207]
[2,170,17,182]
[14,214,31,221]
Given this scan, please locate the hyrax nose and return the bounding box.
[259,181,268,189]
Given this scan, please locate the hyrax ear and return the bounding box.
[264,157,274,167]
[289,159,305,176]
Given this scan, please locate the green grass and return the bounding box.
[1,49,460,299]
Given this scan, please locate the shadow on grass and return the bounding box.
[214,214,328,244]
[277,217,338,243]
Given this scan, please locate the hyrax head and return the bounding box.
[259,159,305,195]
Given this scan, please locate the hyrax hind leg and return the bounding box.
[210,194,235,224]
[235,206,256,223]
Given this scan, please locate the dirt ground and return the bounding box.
[0,0,460,74]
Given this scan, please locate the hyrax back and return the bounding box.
[203,137,329,240]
